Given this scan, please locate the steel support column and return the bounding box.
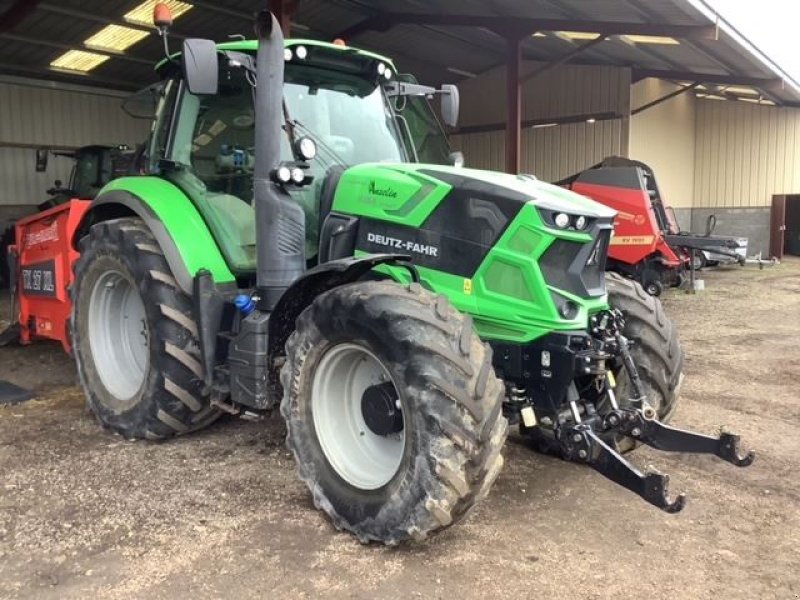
[505,34,523,174]
[268,0,297,38]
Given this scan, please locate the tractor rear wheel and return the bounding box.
[605,272,684,450]
[72,217,220,439]
[281,281,507,544]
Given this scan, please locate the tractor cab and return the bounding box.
[143,39,457,274]
[42,145,130,210]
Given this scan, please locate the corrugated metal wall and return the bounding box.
[694,100,800,208]
[630,79,697,208]
[0,79,151,207]
[452,119,625,182]
[449,62,631,180]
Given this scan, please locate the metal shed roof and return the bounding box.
[0,0,798,106]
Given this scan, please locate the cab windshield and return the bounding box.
[284,66,408,166]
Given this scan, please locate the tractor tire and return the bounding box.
[606,272,684,450]
[691,252,707,271]
[643,278,664,297]
[72,217,220,439]
[281,281,507,545]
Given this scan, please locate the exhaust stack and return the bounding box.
[253,9,306,310]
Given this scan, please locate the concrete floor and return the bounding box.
[1,259,799,599]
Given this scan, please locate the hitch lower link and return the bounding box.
[560,322,755,513]
[562,410,755,513]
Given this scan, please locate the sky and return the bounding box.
[705,0,800,82]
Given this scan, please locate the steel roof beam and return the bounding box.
[632,81,701,115]
[632,68,781,87]
[340,13,718,40]
[0,61,141,90]
[454,111,622,135]
[0,32,153,64]
[521,35,608,83]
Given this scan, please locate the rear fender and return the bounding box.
[72,177,235,293]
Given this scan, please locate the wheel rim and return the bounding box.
[311,343,405,490]
[87,270,149,402]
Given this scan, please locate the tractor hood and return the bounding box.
[332,163,617,229]
[328,161,615,340]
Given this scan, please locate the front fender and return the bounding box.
[74,177,235,293]
[268,253,416,355]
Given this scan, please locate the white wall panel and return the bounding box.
[449,62,630,181]
[630,79,697,208]
[452,119,625,181]
[694,99,800,208]
[0,79,151,206]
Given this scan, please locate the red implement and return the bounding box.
[10,200,91,352]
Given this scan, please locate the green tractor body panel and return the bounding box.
[333,163,615,342]
[99,177,236,284]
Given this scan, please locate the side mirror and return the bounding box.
[448,151,464,168]
[440,84,460,128]
[182,38,218,95]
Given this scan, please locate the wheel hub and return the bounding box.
[311,343,406,490]
[361,382,403,437]
[87,269,149,402]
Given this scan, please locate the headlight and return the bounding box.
[295,45,308,60]
[559,300,579,319]
[295,136,317,160]
[384,68,393,80]
[290,167,305,184]
[284,48,293,61]
[274,165,292,183]
[377,62,386,75]
[554,212,570,229]
[574,215,588,230]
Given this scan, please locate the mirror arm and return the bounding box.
[385,81,437,98]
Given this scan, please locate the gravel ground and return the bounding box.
[1,259,799,599]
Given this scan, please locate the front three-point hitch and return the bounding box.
[561,406,755,513]
[559,310,755,513]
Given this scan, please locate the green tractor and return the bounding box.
[69,8,753,544]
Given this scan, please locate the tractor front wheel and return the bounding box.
[72,217,220,439]
[281,281,507,544]
[606,272,684,450]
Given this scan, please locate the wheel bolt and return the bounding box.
[631,427,641,437]
[578,449,588,459]
[572,433,582,442]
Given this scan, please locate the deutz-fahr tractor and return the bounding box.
[68,6,754,544]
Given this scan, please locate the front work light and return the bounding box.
[295,136,317,160]
[554,213,570,229]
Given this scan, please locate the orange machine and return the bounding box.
[7,200,92,352]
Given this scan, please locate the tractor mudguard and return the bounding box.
[73,177,235,293]
[264,253,417,404]
[268,253,417,355]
